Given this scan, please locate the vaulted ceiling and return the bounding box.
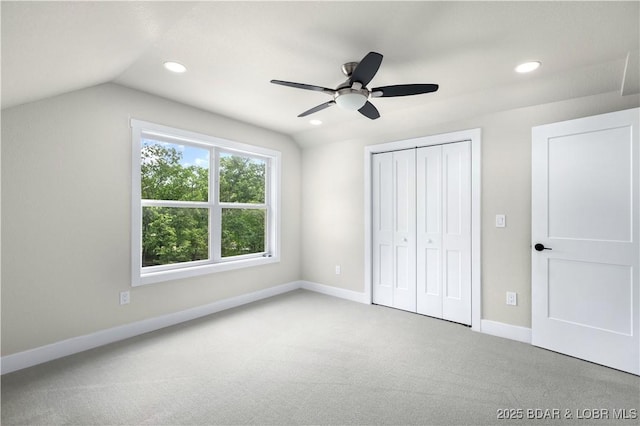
[2,1,639,146]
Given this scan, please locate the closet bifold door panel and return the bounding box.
[416,145,443,318]
[372,150,417,311]
[416,141,471,325]
[441,142,471,324]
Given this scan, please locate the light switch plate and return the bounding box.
[496,214,506,228]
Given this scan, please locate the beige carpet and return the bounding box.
[2,289,639,425]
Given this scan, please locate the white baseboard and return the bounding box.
[300,280,369,304]
[480,319,532,344]
[1,281,301,375]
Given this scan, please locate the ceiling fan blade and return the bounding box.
[271,80,335,95]
[358,101,380,120]
[371,84,439,97]
[349,52,383,87]
[298,100,336,117]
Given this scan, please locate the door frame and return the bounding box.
[364,128,482,331]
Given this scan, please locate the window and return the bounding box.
[131,120,280,286]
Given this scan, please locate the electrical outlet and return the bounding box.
[120,291,130,305]
[506,291,517,306]
[335,265,341,275]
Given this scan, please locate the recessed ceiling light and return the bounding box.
[515,61,541,73]
[163,61,187,73]
[309,119,322,125]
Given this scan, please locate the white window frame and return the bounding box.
[131,119,281,286]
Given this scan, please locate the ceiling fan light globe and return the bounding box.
[335,93,367,110]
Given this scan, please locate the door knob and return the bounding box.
[534,243,552,251]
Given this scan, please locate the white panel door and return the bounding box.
[372,152,394,307]
[416,145,443,318]
[441,142,471,324]
[372,150,417,311]
[392,150,417,311]
[416,142,471,325]
[532,108,639,375]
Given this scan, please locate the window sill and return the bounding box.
[134,256,280,287]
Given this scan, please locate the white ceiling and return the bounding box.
[2,1,639,146]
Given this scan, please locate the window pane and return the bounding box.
[221,209,265,257]
[142,207,209,267]
[141,139,209,202]
[219,153,265,204]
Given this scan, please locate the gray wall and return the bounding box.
[301,91,640,328]
[1,83,302,355]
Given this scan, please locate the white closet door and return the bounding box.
[416,145,443,317]
[372,150,417,311]
[372,152,394,307]
[441,142,471,324]
[392,150,417,311]
[416,142,471,325]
